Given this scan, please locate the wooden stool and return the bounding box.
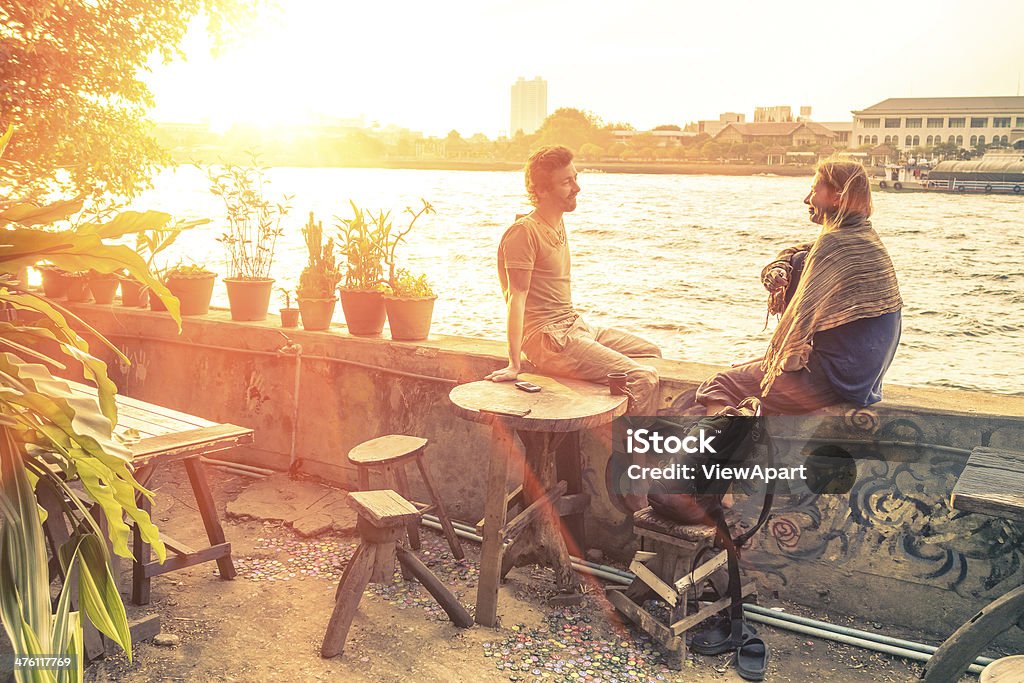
[348,435,463,561]
[606,506,757,670]
[321,490,473,658]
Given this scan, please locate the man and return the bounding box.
[697,159,903,415]
[485,145,661,416]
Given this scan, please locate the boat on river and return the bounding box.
[871,152,1024,194]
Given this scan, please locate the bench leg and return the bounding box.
[132,487,153,606]
[396,545,472,628]
[921,583,1024,683]
[415,455,464,560]
[393,465,421,551]
[322,542,376,658]
[183,456,236,580]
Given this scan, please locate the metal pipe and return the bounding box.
[203,464,266,479]
[200,456,275,476]
[744,612,986,675]
[743,604,995,667]
[418,518,631,585]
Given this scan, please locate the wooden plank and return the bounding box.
[159,533,197,557]
[607,589,678,645]
[555,492,590,518]
[68,381,215,431]
[629,559,678,607]
[635,526,706,552]
[347,490,420,525]
[130,424,253,463]
[502,480,567,547]
[952,447,1024,522]
[632,550,658,563]
[670,582,757,636]
[143,543,232,577]
[674,549,729,593]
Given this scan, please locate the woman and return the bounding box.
[697,160,903,415]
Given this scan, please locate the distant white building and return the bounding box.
[510,77,548,136]
[851,97,1024,150]
[754,106,793,123]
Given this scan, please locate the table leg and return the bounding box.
[532,433,576,593]
[183,456,236,581]
[555,431,586,552]
[475,421,515,627]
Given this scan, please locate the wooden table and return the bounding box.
[449,373,627,627]
[921,446,1024,682]
[40,381,253,657]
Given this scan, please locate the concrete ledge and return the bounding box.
[62,303,1024,643]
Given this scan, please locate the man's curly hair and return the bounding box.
[525,145,574,206]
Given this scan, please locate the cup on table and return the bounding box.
[607,372,629,396]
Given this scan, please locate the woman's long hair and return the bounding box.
[816,159,873,229]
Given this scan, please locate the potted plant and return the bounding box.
[63,271,92,302]
[296,213,342,331]
[165,263,217,316]
[337,199,434,336]
[86,269,121,304]
[337,203,388,336]
[124,219,206,307]
[279,288,300,328]
[208,159,291,321]
[383,269,437,341]
[37,264,69,299]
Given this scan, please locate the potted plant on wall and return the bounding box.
[86,269,121,304]
[165,263,217,316]
[37,264,68,299]
[338,199,434,336]
[278,288,300,328]
[124,219,206,307]
[381,199,436,341]
[296,212,342,331]
[337,202,387,336]
[207,159,291,321]
[384,268,437,341]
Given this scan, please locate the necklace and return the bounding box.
[533,213,565,245]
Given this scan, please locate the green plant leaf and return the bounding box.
[58,535,132,659]
[0,199,84,228]
[75,211,172,240]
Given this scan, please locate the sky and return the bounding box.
[147,0,1024,137]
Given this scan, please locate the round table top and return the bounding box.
[448,374,628,433]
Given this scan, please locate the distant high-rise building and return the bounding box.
[720,112,746,123]
[510,77,548,135]
[798,106,813,121]
[754,106,793,123]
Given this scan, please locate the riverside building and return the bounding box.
[510,76,548,136]
[851,96,1024,151]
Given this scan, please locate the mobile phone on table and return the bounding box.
[515,381,542,393]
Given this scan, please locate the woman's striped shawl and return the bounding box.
[760,215,902,396]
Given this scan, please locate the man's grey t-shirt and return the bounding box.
[497,214,575,342]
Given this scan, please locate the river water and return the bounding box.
[131,166,1024,396]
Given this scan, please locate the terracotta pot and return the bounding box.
[224,278,274,321]
[87,277,119,305]
[297,298,336,331]
[120,279,148,307]
[383,295,436,341]
[40,269,68,299]
[339,289,386,336]
[64,276,92,303]
[167,273,216,316]
[279,308,301,328]
[149,290,167,311]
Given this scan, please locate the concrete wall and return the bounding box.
[67,304,1024,643]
